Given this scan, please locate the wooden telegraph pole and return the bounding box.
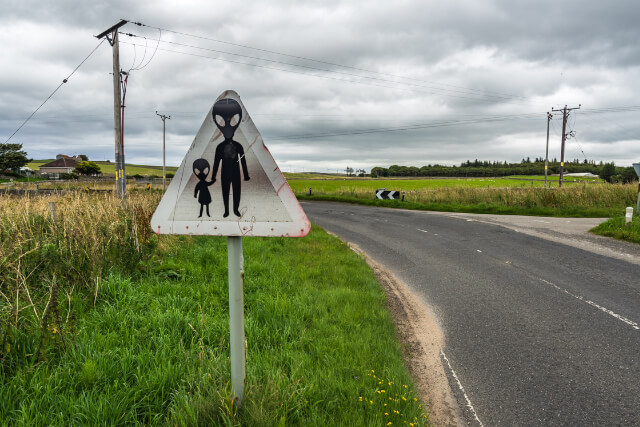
[544,112,552,188]
[156,111,171,191]
[551,104,580,187]
[96,20,129,201]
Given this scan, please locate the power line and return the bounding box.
[128,29,161,71]
[121,32,525,104]
[265,112,545,141]
[3,38,106,143]
[120,39,547,105]
[128,20,531,102]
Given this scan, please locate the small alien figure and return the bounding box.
[193,158,215,217]
[211,98,250,217]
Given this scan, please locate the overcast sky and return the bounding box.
[2,0,640,172]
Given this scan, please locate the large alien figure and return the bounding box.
[211,98,250,217]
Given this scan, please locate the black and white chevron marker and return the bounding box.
[376,189,399,200]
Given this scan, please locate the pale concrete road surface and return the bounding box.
[302,201,640,426]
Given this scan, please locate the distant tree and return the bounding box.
[621,167,637,184]
[74,161,102,176]
[370,167,387,178]
[0,143,30,172]
[599,162,616,183]
[61,172,78,180]
[78,154,89,161]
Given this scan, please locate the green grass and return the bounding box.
[297,194,614,217]
[291,176,599,194]
[0,227,428,426]
[286,174,635,218]
[591,215,640,244]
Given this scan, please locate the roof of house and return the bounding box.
[39,156,80,169]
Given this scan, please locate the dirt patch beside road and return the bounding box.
[344,239,464,426]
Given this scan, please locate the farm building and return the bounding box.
[38,155,80,178]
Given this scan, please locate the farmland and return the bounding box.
[287,175,638,218]
[27,160,178,177]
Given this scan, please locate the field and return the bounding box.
[288,176,602,194]
[27,160,178,177]
[287,175,637,218]
[0,191,428,425]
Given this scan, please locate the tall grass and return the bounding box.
[0,191,162,376]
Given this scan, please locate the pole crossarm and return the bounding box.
[95,20,129,44]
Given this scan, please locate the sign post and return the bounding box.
[151,90,310,405]
[227,236,245,402]
[633,163,640,216]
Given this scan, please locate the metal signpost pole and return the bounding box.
[227,236,246,405]
[163,119,166,191]
[633,163,640,216]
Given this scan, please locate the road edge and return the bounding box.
[334,233,465,426]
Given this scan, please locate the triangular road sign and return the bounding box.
[151,90,310,237]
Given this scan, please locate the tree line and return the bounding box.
[370,158,638,183]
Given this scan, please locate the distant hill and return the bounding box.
[28,160,179,177]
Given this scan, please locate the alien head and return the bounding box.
[212,98,242,140]
[193,158,210,180]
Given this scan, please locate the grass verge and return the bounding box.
[1,190,428,426]
[591,215,640,244]
[297,193,616,218]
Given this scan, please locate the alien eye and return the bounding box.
[230,114,240,127]
[215,115,225,127]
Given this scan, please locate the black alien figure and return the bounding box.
[193,158,215,217]
[211,98,250,217]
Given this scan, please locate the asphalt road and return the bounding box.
[302,201,640,426]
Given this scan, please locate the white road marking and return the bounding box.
[538,278,639,330]
[441,350,484,427]
[417,228,429,233]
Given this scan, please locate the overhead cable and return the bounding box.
[3,38,106,143]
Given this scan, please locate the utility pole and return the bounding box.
[96,20,129,201]
[551,104,580,187]
[544,112,553,188]
[156,111,171,191]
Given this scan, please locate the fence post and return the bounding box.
[48,202,57,223]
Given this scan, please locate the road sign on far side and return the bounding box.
[151,90,310,237]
